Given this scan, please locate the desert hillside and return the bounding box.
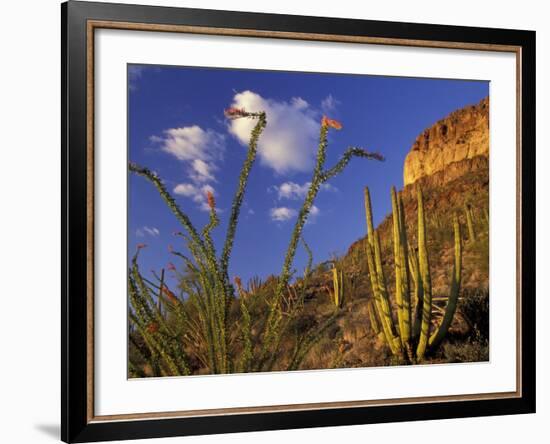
[289,97,490,369]
[348,97,489,294]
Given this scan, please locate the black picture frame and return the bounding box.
[62,1,536,442]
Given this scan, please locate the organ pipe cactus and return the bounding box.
[364,188,401,356]
[367,299,385,341]
[415,184,432,361]
[391,186,411,353]
[464,203,476,242]
[327,265,344,308]
[364,184,463,362]
[429,213,462,350]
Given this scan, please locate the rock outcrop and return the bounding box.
[403,97,489,187]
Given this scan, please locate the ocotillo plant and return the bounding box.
[364,184,462,362]
[130,108,266,375]
[128,245,191,377]
[129,108,384,376]
[253,115,384,371]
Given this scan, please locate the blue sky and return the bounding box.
[128,64,488,288]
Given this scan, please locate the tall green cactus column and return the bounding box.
[330,265,344,308]
[407,236,424,346]
[391,187,412,354]
[364,187,401,356]
[415,185,433,361]
[429,213,462,350]
[367,299,384,340]
[464,203,476,242]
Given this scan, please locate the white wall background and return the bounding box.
[0,0,546,443]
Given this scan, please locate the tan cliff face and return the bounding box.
[403,97,489,186]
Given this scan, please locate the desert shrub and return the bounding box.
[443,331,489,363]
[459,287,489,341]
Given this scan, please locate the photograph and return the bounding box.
[127,65,490,377]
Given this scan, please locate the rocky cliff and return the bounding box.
[345,96,490,295]
[403,97,489,187]
[309,98,491,368]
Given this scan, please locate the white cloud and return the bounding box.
[228,90,319,174]
[152,124,224,209]
[128,65,144,91]
[307,205,321,224]
[272,181,338,200]
[173,183,216,212]
[277,182,310,200]
[321,183,337,192]
[291,97,309,110]
[270,207,297,222]
[129,65,161,91]
[136,226,160,237]
[149,135,163,143]
[173,183,198,197]
[190,159,216,183]
[201,184,215,197]
[268,204,320,223]
[321,94,340,113]
[161,125,223,163]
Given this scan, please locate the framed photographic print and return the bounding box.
[61,1,536,442]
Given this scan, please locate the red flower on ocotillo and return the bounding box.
[321,115,342,130]
[234,276,242,290]
[234,276,245,297]
[206,190,216,210]
[224,107,248,119]
[161,286,178,304]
